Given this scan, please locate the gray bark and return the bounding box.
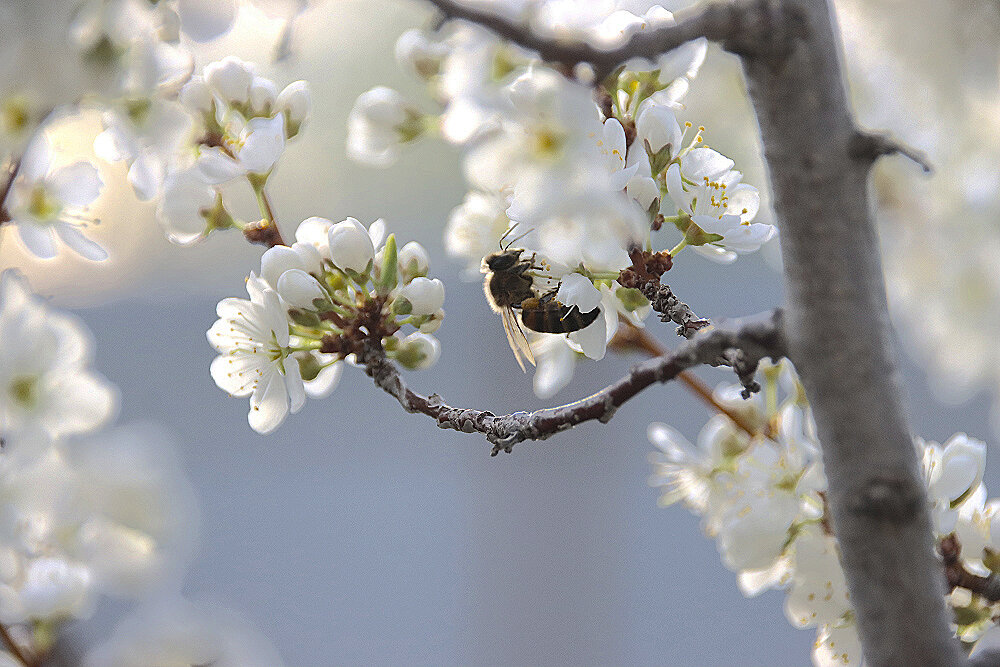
[741,2,963,665]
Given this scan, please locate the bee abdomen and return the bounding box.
[520,301,600,334]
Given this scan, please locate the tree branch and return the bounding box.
[0,624,35,667]
[737,2,962,665]
[940,534,1000,603]
[362,310,785,455]
[423,0,802,80]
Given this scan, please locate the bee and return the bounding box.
[482,238,601,371]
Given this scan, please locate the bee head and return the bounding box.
[485,249,521,272]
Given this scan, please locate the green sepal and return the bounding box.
[376,233,398,296]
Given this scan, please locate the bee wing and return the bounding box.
[501,307,535,372]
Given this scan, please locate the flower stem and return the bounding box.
[247,175,287,247]
[668,239,687,256]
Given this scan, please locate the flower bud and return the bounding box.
[419,309,445,333]
[276,81,311,137]
[295,216,334,258]
[398,241,430,282]
[261,244,304,288]
[395,332,441,370]
[636,104,682,156]
[277,269,326,310]
[204,56,253,104]
[346,87,423,167]
[179,76,213,114]
[327,217,375,273]
[249,76,278,115]
[397,277,444,316]
[395,29,447,79]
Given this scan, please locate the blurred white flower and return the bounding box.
[156,167,218,245]
[197,114,286,184]
[276,80,311,137]
[94,100,195,201]
[813,621,863,667]
[83,596,286,667]
[346,86,427,167]
[176,0,238,42]
[1,134,105,261]
[444,190,514,276]
[203,56,254,105]
[0,271,116,445]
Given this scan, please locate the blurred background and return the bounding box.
[3,0,998,664]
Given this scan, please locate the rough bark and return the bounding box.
[363,310,785,455]
[740,2,963,665]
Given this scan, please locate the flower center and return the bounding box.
[27,184,63,222]
[531,127,564,160]
[9,375,39,408]
[1,96,31,135]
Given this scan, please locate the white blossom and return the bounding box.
[346,86,426,167]
[396,332,441,370]
[203,56,254,105]
[156,167,218,245]
[208,275,305,435]
[197,114,286,183]
[2,134,105,261]
[0,271,116,445]
[665,161,773,262]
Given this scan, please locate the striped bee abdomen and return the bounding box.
[518,297,600,334]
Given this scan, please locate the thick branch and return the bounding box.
[738,1,963,665]
[423,0,799,80]
[363,310,785,455]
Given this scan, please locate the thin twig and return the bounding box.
[0,624,35,667]
[0,157,23,224]
[940,534,1000,602]
[849,130,933,174]
[422,0,798,81]
[363,310,785,455]
[610,322,762,438]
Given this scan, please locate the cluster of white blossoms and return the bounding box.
[0,270,285,664]
[209,216,444,433]
[649,361,999,666]
[108,55,310,246]
[1,0,313,261]
[348,4,776,396]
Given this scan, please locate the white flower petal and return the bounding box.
[48,162,102,207]
[53,224,108,261]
